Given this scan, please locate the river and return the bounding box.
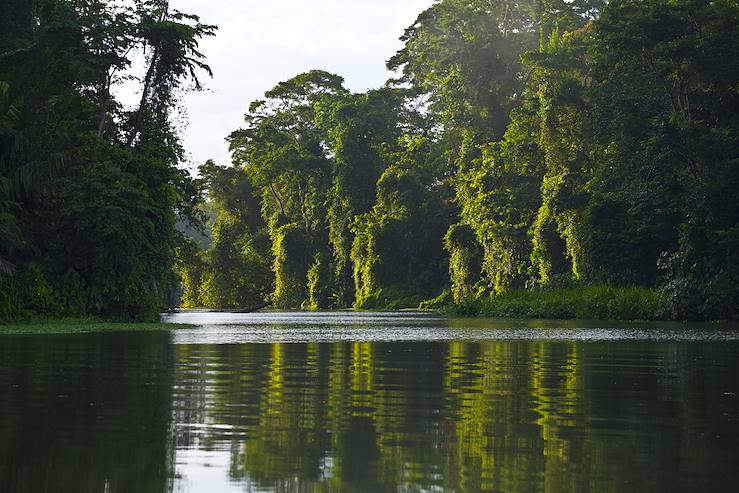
[1,312,738,492]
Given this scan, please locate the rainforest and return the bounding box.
[1,0,738,323]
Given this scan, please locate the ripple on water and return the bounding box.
[162,310,739,344]
[3,312,738,493]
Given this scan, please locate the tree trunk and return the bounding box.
[96,72,111,138]
[126,49,158,147]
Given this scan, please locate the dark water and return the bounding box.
[2,313,739,493]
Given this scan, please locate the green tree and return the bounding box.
[0,0,215,321]
[585,0,739,318]
[229,71,348,308]
[317,88,406,306]
[351,136,450,308]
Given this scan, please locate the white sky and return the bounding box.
[161,0,435,172]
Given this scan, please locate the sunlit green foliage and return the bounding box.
[450,285,664,320]
[456,97,544,293]
[194,0,736,319]
[351,137,450,308]
[318,88,406,306]
[227,71,348,309]
[306,251,332,311]
[5,0,735,320]
[402,0,736,319]
[444,224,482,302]
[224,71,450,310]
[526,28,591,285]
[271,223,311,309]
[179,160,273,309]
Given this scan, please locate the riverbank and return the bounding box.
[0,318,193,335]
[438,286,667,321]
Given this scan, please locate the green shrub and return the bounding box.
[447,285,666,320]
[419,290,452,310]
[444,224,482,302]
[272,223,310,309]
[306,251,331,310]
[0,265,68,323]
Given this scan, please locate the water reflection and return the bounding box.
[170,339,739,493]
[1,314,739,493]
[0,332,174,493]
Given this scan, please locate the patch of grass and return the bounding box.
[447,285,666,321]
[0,317,193,335]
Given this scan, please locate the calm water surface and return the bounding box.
[1,312,738,493]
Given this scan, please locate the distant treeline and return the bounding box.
[1,1,737,322]
[182,0,737,320]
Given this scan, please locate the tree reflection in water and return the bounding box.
[171,338,739,493]
[1,325,738,493]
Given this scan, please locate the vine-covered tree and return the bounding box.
[179,0,736,320]
[8,0,734,320]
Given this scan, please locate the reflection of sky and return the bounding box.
[175,447,337,492]
[117,0,435,173]
[164,315,739,492]
[4,313,737,492]
[175,449,244,493]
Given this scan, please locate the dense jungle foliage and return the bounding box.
[3,0,737,321]
[180,0,737,320]
[0,0,215,321]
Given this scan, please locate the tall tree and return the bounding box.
[229,70,347,308]
[0,0,215,320]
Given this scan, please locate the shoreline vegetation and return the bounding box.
[2,1,737,325]
[427,286,666,321]
[171,0,738,323]
[2,282,734,335]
